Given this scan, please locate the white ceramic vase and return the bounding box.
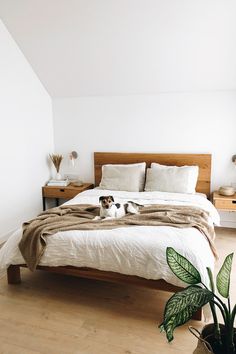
[55,172,62,180]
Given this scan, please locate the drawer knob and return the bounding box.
[60,189,65,192]
[232,201,236,204]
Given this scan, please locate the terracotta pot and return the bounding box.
[190,324,236,354]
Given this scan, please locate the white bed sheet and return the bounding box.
[0,189,220,288]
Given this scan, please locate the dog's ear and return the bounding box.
[109,196,114,202]
[99,196,104,202]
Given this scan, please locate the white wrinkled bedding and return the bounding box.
[0,189,220,287]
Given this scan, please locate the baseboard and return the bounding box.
[218,221,236,228]
[218,211,236,229]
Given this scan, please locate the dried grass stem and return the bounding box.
[49,154,63,172]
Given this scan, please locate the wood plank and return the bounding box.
[42,183,94,198]
[13,264,201,320]
[213,191,236,211]
[94,152,211,197]
[0,229,233,354]
[18,265,183,292]
[6,151,212,329]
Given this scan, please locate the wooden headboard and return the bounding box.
[94,152,211,198]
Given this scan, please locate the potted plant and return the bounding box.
[160,247,236,354]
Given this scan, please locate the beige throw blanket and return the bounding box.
[19,204,217,271]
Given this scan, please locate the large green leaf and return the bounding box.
[161,306,198,342]
[216,253,234,298]
[166,247,201,284]
[163,285,212,321]
[159,285,213,342]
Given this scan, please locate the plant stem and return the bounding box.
[228,297,231,314]
[206,268,222,344]
[201,277,234,351]
[217,297,235,354]
[227,309,236,354]
[200,276,228,317]
[231,304,236,326]
[230,312,236,353]
[210,299,235,354]
[206,267,215,292]
[212,300,227,323]
[225,314,235,354]
[213,293,230,318]
[209,301,222,345]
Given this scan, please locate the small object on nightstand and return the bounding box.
[218,186,235,196]
[64,174,83,186]
[70,179,83,187]
[47,179,70,187]
[49,153,63,180]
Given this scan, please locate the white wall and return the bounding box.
[53,92,236,226]
[0,0,236,97]
[2,1,234,227]
[0,20,54,237]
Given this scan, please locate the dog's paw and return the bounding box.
[101,216,114,221]
[93,216,101,221]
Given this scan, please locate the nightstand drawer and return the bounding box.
[214,198,236,210]
[43,187,77,199]
[42,183,94,210]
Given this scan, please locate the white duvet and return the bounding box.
[0,189,220,288]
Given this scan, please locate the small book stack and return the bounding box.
[47,179,70,187]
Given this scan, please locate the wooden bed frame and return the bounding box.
[7,152,212,321]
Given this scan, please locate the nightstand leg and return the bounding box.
[43,197,46,211]
[56,198,59,207]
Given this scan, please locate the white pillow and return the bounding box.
[145,164,199,194]
[99,163,146,192]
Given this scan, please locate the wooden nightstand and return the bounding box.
[42,183,94,210]
[213,191,236,211]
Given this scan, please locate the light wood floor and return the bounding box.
[0,228,235,354]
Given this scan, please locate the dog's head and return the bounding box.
[99,195,114,209]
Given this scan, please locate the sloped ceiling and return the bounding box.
[0,0,236,97]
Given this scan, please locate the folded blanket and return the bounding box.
[19,204,217,271]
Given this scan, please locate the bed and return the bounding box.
[2,152,219,321]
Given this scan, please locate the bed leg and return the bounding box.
[193,308,202,321]
[7,265,21,284]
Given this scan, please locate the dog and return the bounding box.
[94,195,141,220]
